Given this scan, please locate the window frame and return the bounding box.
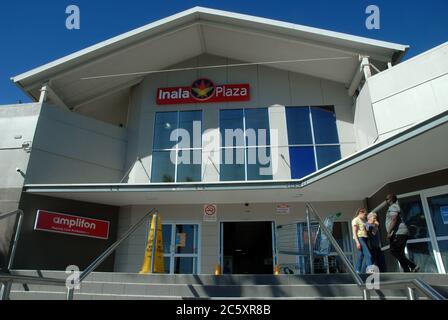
[151,110,203,183]
[219,108,273,182]
[286,106,341,179]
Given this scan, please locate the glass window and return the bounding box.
[152,111,202,183]
[179,110,202,149]
[316,146,341,169]
[220,148,245,181]
[378,195,438,273]
[245,108,270,146]
[153,112,178,150]
[406,242,439,273]
[151,151,175,183]
[220,109,244,147]
[174,257,197,274]
[438,241,448,272]
[177,150,201,182]
[286,106,341,179]
[286,107,313,145]
[289,146,315,179]
[175,225,198,254]
[427,194,448,272]
[399,196,438,273]
[427,194,448,237]
[330,222,352,253]
[162,225,172,254]
[246,147,273,181]
[219,109,272,181]
[311,106,339,144]
[163,257,171,274]
[399,195,429,239]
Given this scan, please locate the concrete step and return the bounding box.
[10,291,415,301]
[7,270,448,300]
[9,270,448,285]
[10,282,411,298]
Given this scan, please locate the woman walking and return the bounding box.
[352,208,373,273]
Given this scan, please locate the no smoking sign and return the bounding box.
[203,204,218,222]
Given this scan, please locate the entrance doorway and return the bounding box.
[221,222,274,274]
[162,223,200,274]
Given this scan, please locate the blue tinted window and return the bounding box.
[220,109,244,147]
[286,107,312,145]
[290,146,316,179]
[316,146,341,169]
[245,108,270,146]
[177,150,202,182]
[246,147,273,180]
[153,112,178,149]
[162,225,172,254]
[174,257,196,274]
[152,111,202,183]
[220,148,245,181]
[179,111,202,149]
[151,151,175,183]
[312,106,339,144]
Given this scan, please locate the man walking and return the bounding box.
[385,194,420,272]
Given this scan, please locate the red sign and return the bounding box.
[157,78,250,105]
[34,210,110,240]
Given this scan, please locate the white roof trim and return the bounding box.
[12,6,408,85]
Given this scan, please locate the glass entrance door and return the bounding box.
[162,224,200,274]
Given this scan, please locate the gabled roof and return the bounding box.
[12,7,408,108]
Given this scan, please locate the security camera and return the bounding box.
[244,203,250,207]
[16,168,22,173]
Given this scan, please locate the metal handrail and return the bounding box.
[305,203,446,301]
[377,279,446,300]
[0,273,66,286]
[66,208,158,300]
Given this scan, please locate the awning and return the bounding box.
[23,111,448,206]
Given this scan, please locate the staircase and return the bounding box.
[8,271,448,300]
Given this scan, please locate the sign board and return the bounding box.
[203,204,218,222]
[34,210,110,240]
[441,206,448,225]
[157,78,250,105]
[276,204,290,215]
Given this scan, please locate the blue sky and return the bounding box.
[0,0,447,104]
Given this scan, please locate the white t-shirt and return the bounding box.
[386,203,409,236]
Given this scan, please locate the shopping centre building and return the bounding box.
[1,7,447,277]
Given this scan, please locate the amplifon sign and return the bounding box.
[157,78,250,105]
[34,210,110,240]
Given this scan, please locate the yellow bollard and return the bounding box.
[214,264,222,276]
[274,265,280,275]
